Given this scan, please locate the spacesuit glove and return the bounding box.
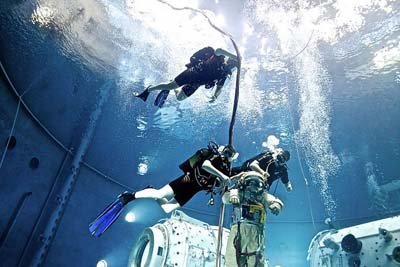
[229,189,240,204]
[269,203,281,215]
[268,198,284,216]
[285,181,293,192]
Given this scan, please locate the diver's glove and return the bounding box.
[284,181,293,192]
[209,95,217,103]
[229,189,240,204]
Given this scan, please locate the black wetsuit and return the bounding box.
[232,152,289,189]
[169,150,231,206]
[174,47,235,97]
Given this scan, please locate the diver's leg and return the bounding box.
[135,82,179,102]
[174,84,200,101]
[148,81,179,92]
[134,185,180,213]
[134,184,174,200]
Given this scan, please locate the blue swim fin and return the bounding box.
[154,90,169,108]
[89,192,135,237]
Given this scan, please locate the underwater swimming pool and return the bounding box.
[0,0,399,266]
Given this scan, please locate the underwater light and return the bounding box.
[96,259,107,267]
[125,212,136,223]
[137,163,148,175]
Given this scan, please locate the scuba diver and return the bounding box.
[89,142,239,237]
[223,171,284,267]
[134,46,238,107]
[232,146,293,192]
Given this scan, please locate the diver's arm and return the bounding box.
[210,76,227,102]
[209,85,223,103]
[250,160,268,178]
[281,168,292,192]
[201,160,230,181]
[215,48,238,62]
[214,85,223,97]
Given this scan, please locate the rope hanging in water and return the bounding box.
[156,0,242,146]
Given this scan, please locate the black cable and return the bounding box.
[272,178,279,195]
[227,39,241,146]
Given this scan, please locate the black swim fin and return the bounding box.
[89,192,135,237]
[135,87,151,102]
[154,90,169,108]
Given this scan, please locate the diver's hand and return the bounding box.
[209,95,217,103]
[229,189,240,204]
[285,181,293,192]
[183,173,191,183]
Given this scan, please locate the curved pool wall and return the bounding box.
[1,0,400,266]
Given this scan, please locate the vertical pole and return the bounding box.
[215,203,225,267]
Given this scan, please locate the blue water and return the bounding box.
[0,0,399,266]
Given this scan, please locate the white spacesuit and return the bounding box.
[223,171,284,267]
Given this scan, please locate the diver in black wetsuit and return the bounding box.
[232,148,293,192]
[134,46,238,107]
[89,143,238,237]
[131,143,237,212]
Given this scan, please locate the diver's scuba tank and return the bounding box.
[178,142,219,173]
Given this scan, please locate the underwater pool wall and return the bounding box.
[0,67,68,266]
[0,64,140,266]
[30,81,111,265]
